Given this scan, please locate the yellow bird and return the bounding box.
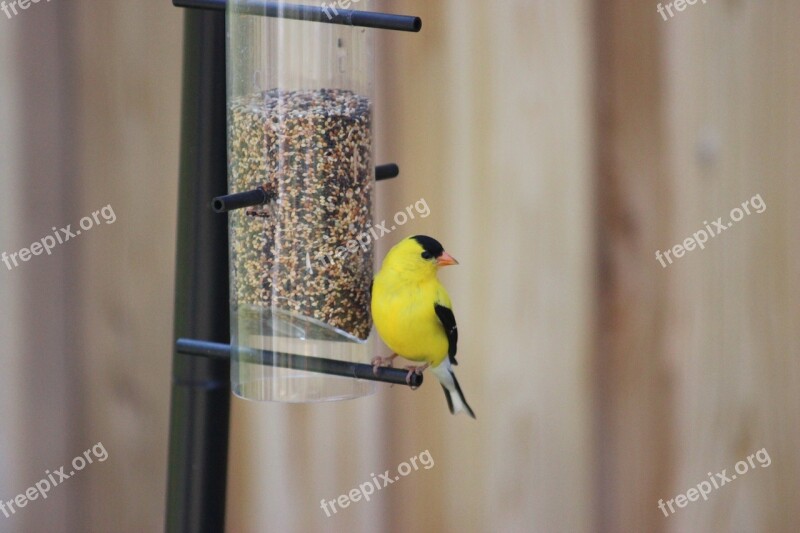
[371,235,475,418]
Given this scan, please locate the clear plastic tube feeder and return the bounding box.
[227,0,376,401]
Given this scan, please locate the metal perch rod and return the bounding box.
[175,338,424,388]
[212,187,274,213]
[173,0,422,32]
[212,163,400,213]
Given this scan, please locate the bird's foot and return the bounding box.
[372,353,398,376]
[404,363,429,389]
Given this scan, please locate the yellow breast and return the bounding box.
[371,274,450,367]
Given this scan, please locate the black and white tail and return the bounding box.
[431,359,476,419]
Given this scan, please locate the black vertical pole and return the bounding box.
[165,8,231,533]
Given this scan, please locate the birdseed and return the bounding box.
[229,88,373,340]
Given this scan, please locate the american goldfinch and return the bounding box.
[371,235,476,418]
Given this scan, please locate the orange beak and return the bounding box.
[436,251,459,267]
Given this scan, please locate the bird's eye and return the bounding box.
[421,251,433,260]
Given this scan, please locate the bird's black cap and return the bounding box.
[411,235,445,258]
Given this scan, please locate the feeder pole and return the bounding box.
[165,7,231,532]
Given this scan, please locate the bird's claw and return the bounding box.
[371,354,398,376]
[404,364,429,389]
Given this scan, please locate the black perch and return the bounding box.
[212,186,274,213]
[375,163,400,181]
[212,163,401,213]
[176,338,424,388]
[173,0,422,32]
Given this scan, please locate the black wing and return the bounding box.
[434,303,458,365]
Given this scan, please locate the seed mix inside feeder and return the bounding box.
[229,87,374,342]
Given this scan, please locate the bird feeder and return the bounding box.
[167,2,421,527]
[217,0,418,401]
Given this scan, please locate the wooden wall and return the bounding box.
[661,1,800,531]
[597,1,800,532]
[0,15,28,531]
[70,1,184,531]
[0,3,84,531]
[0,1,182,531]
[593,0,675,530]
